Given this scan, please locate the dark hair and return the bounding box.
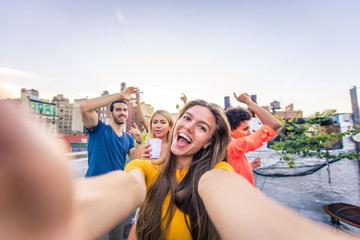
[137,99,231,240]
[225,107,251,130]
[110,100,127,112]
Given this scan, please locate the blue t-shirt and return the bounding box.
[85,120,135,177]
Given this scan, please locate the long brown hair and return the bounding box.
[136,99,231,240]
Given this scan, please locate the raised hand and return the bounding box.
[129,122,142,143]
[250,157,261,168]
[180,93,187,104]
[120,87,140,101]
[140,144,152,160]
[233,92,251,105]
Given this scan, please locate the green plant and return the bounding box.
[269,112,360,168]
[305,110,336,125]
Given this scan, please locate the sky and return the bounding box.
[0,0,359,116]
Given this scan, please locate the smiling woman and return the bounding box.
[135,109,174,160]
[126,99,232,239]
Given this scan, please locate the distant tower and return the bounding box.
[248,95,258,117]
[224,96,230,110]
[121,82,126,91]
[350,86,360,151]
[251,95,257,104]
[21,88,39,102]
[270,100,281,113]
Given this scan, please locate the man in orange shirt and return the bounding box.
[226,92,282,187]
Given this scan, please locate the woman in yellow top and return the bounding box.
[1,97,358,240]
[127,99,233,239]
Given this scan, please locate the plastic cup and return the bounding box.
[148,138,162,159]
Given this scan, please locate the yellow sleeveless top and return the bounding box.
[125,160,234,239]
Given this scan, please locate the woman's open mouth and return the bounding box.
[176,132,192,147]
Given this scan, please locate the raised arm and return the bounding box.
[136,91,149,132]
[234,92,282,131]
[198,169,357,240]
[180,93,187,104]
[80,87,139,129]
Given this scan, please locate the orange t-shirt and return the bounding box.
[227,125,276,187]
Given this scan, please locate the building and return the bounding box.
[72,98,87,133]
[62,132,88,152]
[126,100,135,132]
[97,91,112,125]
[273,103,303,118]
[28,97,58,134]
[19,88,58,134]
[21,88,38,101]
[236,94,303,119]
[224,96,230,110]
[52,94,73,133]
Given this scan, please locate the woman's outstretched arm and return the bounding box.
[0,102,146,240]
[198,169,358,240]
[74,170,146,239]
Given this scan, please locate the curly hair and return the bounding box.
[225,107,251,130]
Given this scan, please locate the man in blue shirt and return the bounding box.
[80,86,141,239]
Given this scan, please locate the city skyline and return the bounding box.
[1,0,360,116]
[7,84,306,115]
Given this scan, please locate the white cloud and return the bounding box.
[116,9,124,23]
[0,67,42,80]
[115,9,132,41]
